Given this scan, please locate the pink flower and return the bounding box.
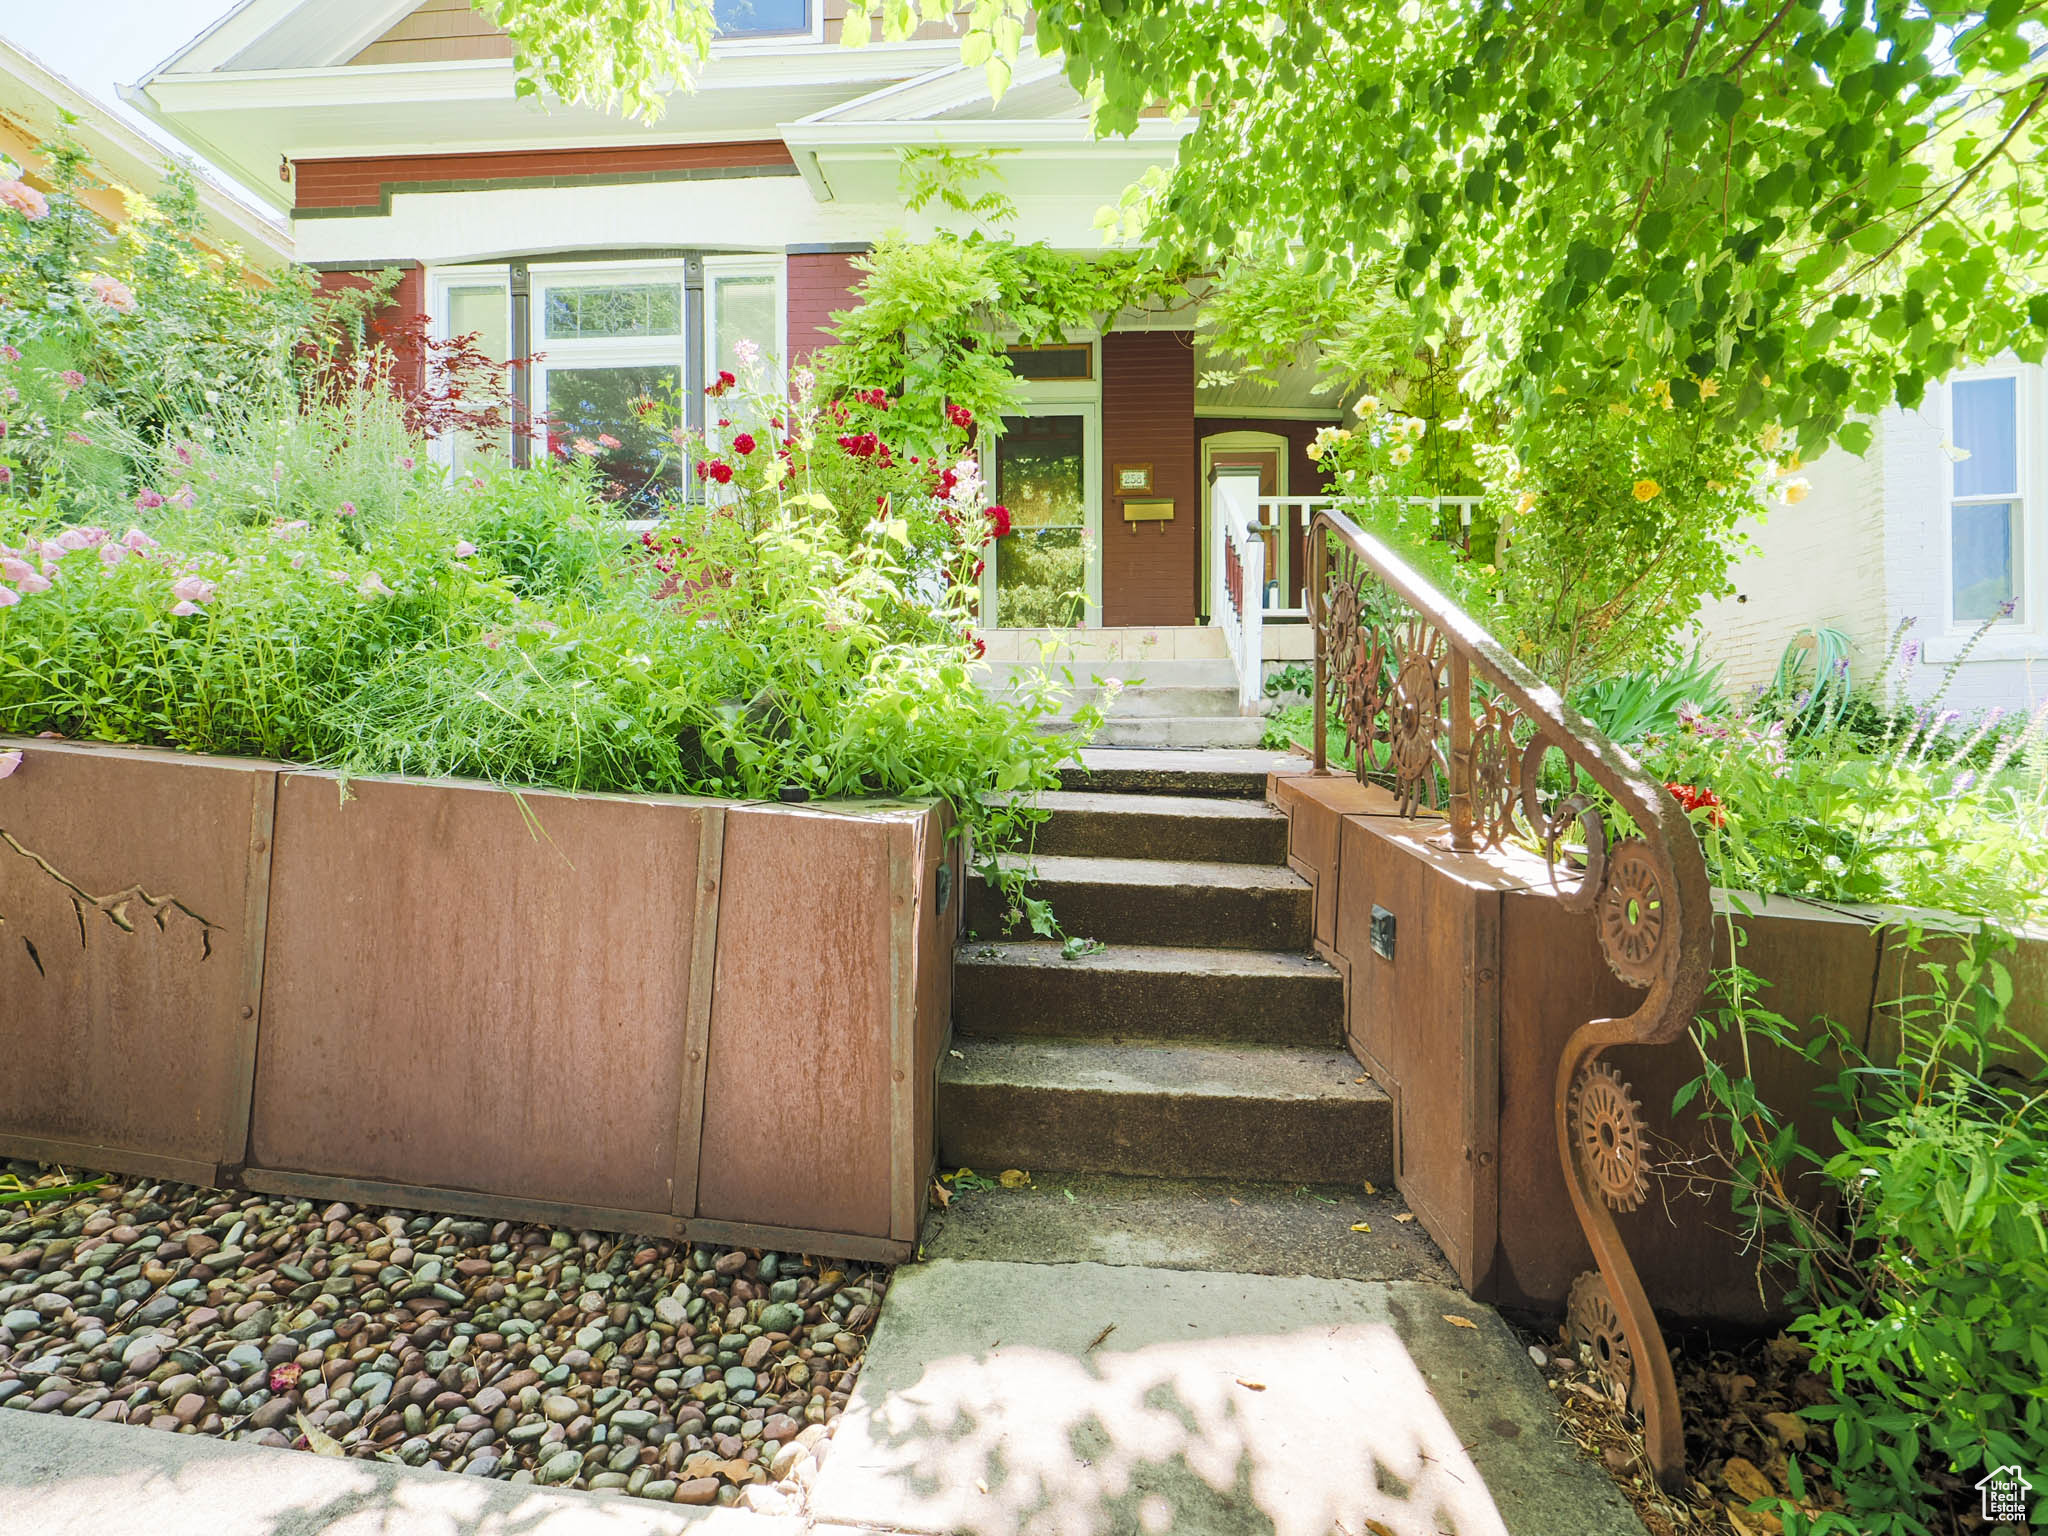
[15,572,50,595]
[398,456,416,470]
[0,585,16,607]
[87,275,138,314]
[0,180,48,220]
[121,527,158,551]
[170,486,196,510]
[168,599,202,617]
[337,502,356,518]
[65,431,92,446]
[453,540,476,559]
[59,371,85,391]
[0,466,10,486]
[482,631,503,650]
[357,572,393,598]
[597,434,622,450]
[0,556,31,583]
[0,748,21,777]
[572,437,600,457]
[270,520,310,538]
[134,489,165,510]
[288,551,311,570]
[328,570,351,585]
[99,544,128,568]
[0,343,18,362]
[55,529,90,552]
[170,575,217,606]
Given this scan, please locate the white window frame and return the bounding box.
[425,265,512,471]
[1941,362,2040,637]
[530,259,691,489]
[703,254,789,406]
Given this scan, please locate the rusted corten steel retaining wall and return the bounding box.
[1271,767,2046,1327]
[0,739,956,1263]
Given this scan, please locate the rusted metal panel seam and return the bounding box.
[685,1214,910,1268]
[886,819,916,1244]
[222,769,279,1173]
[1465,888,1503,1297]
[0,1134,218,1190]
[672,805,726,1223]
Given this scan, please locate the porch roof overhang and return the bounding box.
[130,43,969,214]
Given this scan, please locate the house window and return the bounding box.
[1950,373,2025,625]
[433,273,512,471]
[1006,343,1093,382]
[712,0,812,38]
[706,258,784,394]
[534,267,686,504]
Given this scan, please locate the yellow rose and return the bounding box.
[1633,479,1662,502]
[1354,394,1380,417]
[1780,452,1802,473]
[1514,489,1538,515]
[1306,441,1324,462]
[1390,442,1414,466]
[1780,477,1811,505]
[1759,424,1784,453]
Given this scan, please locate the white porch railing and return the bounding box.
[1210,468,1267,711]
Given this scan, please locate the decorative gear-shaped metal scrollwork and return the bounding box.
[1566,1270,1637,1407]
[1570,1060,1651,1212]
[1517,736,1607,911]
[1470,695,1524,850]
[1597,837,1668,987]
[1386,619,1447,812]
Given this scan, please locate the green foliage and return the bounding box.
[480,0,716,122]
[1031,1,2048,459]
[0,133,317,460]
[1683,929,2048,1536]
[898,146,1019,224]
[1569,647,1727,746]
[815,233,1187,456]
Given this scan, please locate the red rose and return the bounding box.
[986,504,1013,540]
[720,370,737,387]
[970,636,986,659]
[708,460,734,485]
[972,559,985,578]
[733,432,756,455]
[946,403,974,431]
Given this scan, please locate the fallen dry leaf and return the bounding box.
[1234,1378,1267,1391]
[295,1413,346,1458]
[1364,1522,1398,1536]
[1362,1180,1377,1195]
[1086,1323,1116,1352]
[1349,1221,1372,1233]
[929,1181,951,1209]
[1443,1314,1479,1329]
[976,1478,990,1495]
[1394,1213,1416,1223]
[1722,1456,1776,1506]
[1763,1410,1809,1450]
[999,1168,1031,1189]
[1227,1196,1242,1206]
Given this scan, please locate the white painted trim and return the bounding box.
[1194,404,1344,421]
[424,264,513,470]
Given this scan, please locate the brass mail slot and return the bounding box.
[1122,498,1174,523]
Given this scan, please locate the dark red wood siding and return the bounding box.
[293,142,796,212]
[317,265,427,396]
[1100,330,1197,627]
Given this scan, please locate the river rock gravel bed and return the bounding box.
[0,1163,889,1513]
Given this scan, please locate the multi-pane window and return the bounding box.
[535,268,686,504]
[1950,374,2025,625]
[434,274,512,471]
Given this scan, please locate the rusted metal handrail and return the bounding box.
[1308,505,1712,1491]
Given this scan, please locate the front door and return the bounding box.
[986,408,1100,627]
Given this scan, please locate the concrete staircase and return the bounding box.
[976,626,1266,749]
[941,750,1391,1187]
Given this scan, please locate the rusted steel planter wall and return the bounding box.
[0,740,955,1263]
[1272,766,2046,1328]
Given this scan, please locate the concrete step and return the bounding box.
[965,854,1313,950]
[979,658,1239,688]
[938,1037,1392,1184]
[1074,716,1270,749]
[984,625,1228,662]
[953,941,1343,1045]
[920,1171,1452,1282]
[1021,790,1289,864]
[995,682,1247,722]
[1057,747,1303,799]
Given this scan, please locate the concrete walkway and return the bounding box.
[1,1193,1642,1536]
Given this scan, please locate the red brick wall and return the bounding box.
[785,250,866,365]
[293,142,797,212]
[1195,417,1335,611]
[1101,331,1197,627]
[317,265,427,396]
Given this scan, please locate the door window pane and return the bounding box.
[544,283,682,341]
[1953,376,2018,497]
[1953,500,2021,622]
[713,0,810,35]
[713,274,779,381]
[444,285,511,468]
[545,366,681,507]
[995,414,1088,627]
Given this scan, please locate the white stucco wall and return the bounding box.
[1694,434,1890,696]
